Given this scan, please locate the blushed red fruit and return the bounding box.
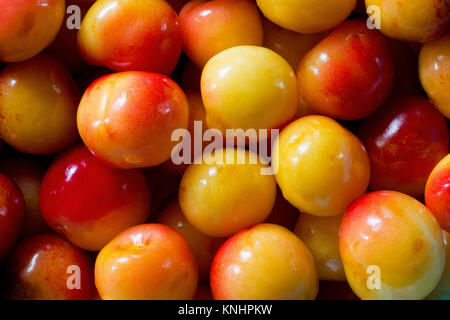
[297,20,395,120]
[77,0,182,74]
[359,95,449,197]
[0,174,25,262]
[95,224,198,300]
[211,223,318,300]
[0,157,49,236]
[40,145,151,251]
[77,71,189,169]
[0,0,65,62]
[4,234,94,300]
[179,0,263,68]
[425,154,450,232]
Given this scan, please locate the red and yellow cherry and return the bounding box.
[0,157,48,236]
[426,231,450,300]
[95,224,198,300]
[40,144,151,251]
[265,188,300,231]
[339,191,445,300]
[201,46,298,136]
[0,0,65,62]
[419,33,450,119]
[179,148,277,237]
[359,95,449,197]
[179,0,263,68]
[0,54,79,154]
[211,223,318,300]
[256,0,356,33]
[0,174,25,262]
[77,0,182,74]
[157,199,224,282]
[365,0,450,43]
[4,234,94,300]
[297,20,395,120]
[425,154,450,232]
[273,115,370,217]
[77,71,189,169]
[262,18,324,71]
[294,214,345,281]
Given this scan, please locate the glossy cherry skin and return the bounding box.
[179,0,263,68]
[211,223,318,300]
[365,0,450,43]
[157,199,224,282]
[0,54,79,154]
[0,174,26,262]
[0,157,49,236]
[426,231,450,300]
[77,71,189,169]
[425,154,450,232]
[256,0,356,33]
[419,33,450,119]
[77,0,182,74]
[0,0,65,62]
[273,115,370,217]
[297,20,395,120]
[294,214,345,281]
[4,234,94,300]
[40,145,151,251]
[339,191,445,300]
[359,95,449,197]
[95,224,198,300]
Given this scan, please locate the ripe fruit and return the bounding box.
[425,154,450,232]
[78,0,182,74]
[95,224,198,300]
[359,95,449,197]
[256,0,356,33]
[179,0,263,68]
[365,0,450,43]
[426,231,450,300]
[273,115,370,217]
[0,174,25,262]
[201,46,298,137]
[297,20,395,120]
[179,148,277,237]
[419,33,450,119]
[339,191,445,300]
[0,54,79,154]
[211,223,318,300]
[0,0,65,62]
[157,199,224,282]
[4,234,94,300]
[294,214,345,281]
[40,145,151,251]
[77,71,189,169]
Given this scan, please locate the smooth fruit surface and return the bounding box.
[95,224,198,300]
[180,0,263,68]
[78,0,182,74]
[211,223,318,300]
[365,0,450,43]
[339,191,445,300]
[0,0,65,62]
[40,145,151,251]
[294,214,345,281]
[201,46,298,136]
[419,33,450,119]
[0,54,79,154]
[77,71,189,168]
[297,20,395,120]
[273,115,370,217]
[359,95,449,197]
[4,234,94,300]
[256,0,356,33]
[179,148,277,237]
[425,154,450,232]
